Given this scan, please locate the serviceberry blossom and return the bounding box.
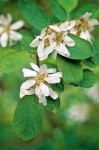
[30,21,75,60]
[70,12,99,42]
[20,63,62,106]
[0,14,24,47]
[66,103,90,123]
[84,82,99,103]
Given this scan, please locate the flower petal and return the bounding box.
[49,87,58,99]
[10,21,24,30]
[44,42,56,55]
[20,79,36,90]
[66,21,76,30]
[82,12,92,20]
[39,95,47,106]
[80,31,91,42]
[49,25,61,32]
[40,64,47,74]
[89,19,99,27]
[9,31,22,41]
[7,14,12,24]
[48,72,62,78]
[30,63,39,72]
[35,86,47,105]
[20,88,34,98]
[0,32,8,47]
[64,36,75,47]
[0,27,4,34]
[55,43,70,57]
[40,83,49,96]
[37,41,44,57]
[22,68,37,77]
[47,68,56,74]
[44,76,60,84]
[30,36,40,47]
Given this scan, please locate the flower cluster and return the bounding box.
[0,14,24,47]
[20,63,62,106]
[30,21,75,60]
[70,12,99,42]
[66,103,90,123]
[84,82,99,103]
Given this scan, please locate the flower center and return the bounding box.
[54,32,63,44]
[34,73,49,86]
[74,18,89,36]
[4,25,11,33]
[80,18,89,31]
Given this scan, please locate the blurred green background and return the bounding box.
[0,0,99,149]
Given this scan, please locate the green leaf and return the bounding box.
[82,58,96,68]
[51,81,64,93]
[13,95,44,140]
[46,96,60,113]
[19,0,49,30]
[57,0,78,13]
[51,2,67,21]
[75,3,99,19]
[57,55,83,85]
[80,69,96,88]
[92,39,99,67]
[68,34,93,60]
[0,50,30,73]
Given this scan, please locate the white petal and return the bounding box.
[0,27,4,34]
[44,42,56,55]
[67,21,76,30]
[20,79,36,90]
[30,36,40,47]
[44,76,60,84]
[64,36,75,47]
[22,68,37,77]
[40,64,47,74]
[11,21,24,30]
[49,25,61,32]
[7,14,12,24]
[35,86,42,97]
[48,72,62,78]
[60,21,76,31]
[0,32,8,47]
[41,27,47,37]
[20,88,34,98]
[82,12,92,20]
[37,41,44,57]
[55,43,70,57]
[9,31,22,41]
[30,63,39,72]
[39,54,48,60]
[39,95,47,106]
[49,87,58,99]
[35,86,47,105]
[47,68,56,74]
[59,21,69,31]
[89,19,99,27]
[40,83,49,96]
[80,31,91,42]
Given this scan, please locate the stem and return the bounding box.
[36,54,40,67]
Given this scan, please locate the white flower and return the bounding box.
[0,14,24,47]
[30,21,75,60]
[20,63,62,106]
[66,103,90,123]
[84,82,99,103]
[70,12,99,42]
